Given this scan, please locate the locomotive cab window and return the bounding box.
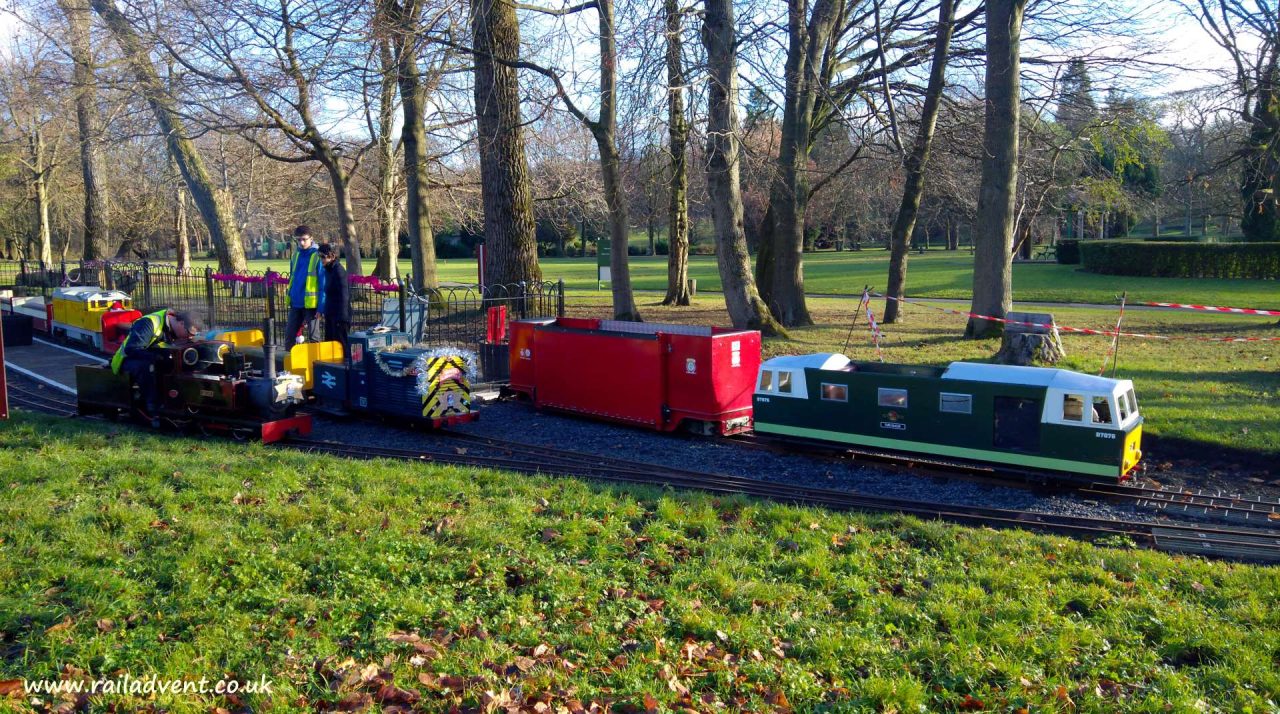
[877,388,908,408]
[758,370,773,391]
[777,371,793,394]
[1062,394,1085,422]
[1126,389,1139,416]
[939,392,972,414]
[1091,396,1113,425]
[821,383,848,402]
[1117,393,1131,421]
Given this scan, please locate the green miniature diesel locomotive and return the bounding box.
[753,355,1143,482]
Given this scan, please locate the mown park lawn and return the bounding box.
[1,413,1278,713]
[214,250,1280,308]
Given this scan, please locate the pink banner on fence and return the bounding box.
[348,275,400,293]
[212,273,288,285]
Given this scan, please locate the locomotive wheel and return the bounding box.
[230,427,255,442]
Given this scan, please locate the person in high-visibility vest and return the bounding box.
[285,225,322,344]
[110,309,201,424]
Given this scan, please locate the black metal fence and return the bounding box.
[1,259,564,376]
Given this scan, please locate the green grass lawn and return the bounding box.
[206,250,1280,308]
[561,294,1280,456]
[2,413,1278,713]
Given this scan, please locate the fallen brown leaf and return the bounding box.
[386,631,421,644]
[336,691,372,712]
[0,680,22,696]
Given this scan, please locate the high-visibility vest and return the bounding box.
[111,309,167,374]
[290,250,321,308]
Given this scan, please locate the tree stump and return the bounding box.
[994,311,1066,366]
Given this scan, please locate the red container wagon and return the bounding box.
[508,318,761,435]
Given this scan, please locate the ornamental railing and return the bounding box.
[0,259,565,380]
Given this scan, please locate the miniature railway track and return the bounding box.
[3,380,79,418]
[733,432,1280,529]
[284,435,1280,564]
[1082,482,1280,528]
[6,376,1278,563]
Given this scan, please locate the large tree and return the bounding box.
[90,0,248,272]
[1189,0,1279,242]
[966,0,1027,338]
[513,0,641,320]
[882,0,955,324]
[56,0,110,261]
[661,0,691,306]
[750,0,950,327]
[471,0,541,287]
[165,0,372,274]
[752,0,841,327]
[379,0,446,291]
[701,0,783,336]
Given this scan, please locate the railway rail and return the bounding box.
[736,432,1280,528]
[1082,482,1280,528]
[283,435,1280,564]
[7,380,1279,563]
[3,380,78,417]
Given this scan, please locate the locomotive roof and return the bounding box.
[761,354,1130,394]
[760,353,852,371]
[941,362,1127,392]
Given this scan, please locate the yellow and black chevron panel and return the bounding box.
[420,355,473,418]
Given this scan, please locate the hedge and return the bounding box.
[1080,241,1280,279]
[1057,240,1081,264]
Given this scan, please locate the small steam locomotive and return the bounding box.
[76,337,311,443]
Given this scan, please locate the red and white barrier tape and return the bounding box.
[864,300,884,362]
[873,292,1280,342]
[1144,301,1280,316]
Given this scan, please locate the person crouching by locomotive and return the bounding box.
[285,225,321,344]
[110,309,201,426]
[317,243,351,355]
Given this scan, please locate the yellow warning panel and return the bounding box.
[420,355,472,418]
[285,341,344,390]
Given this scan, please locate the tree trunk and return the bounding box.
[471,0,541,287]
[322,157,363,274]
[966,0,1025,338]
[91,0,247,273]
[30,128,54,268]
[374,38,401,282]
[58,0,110,261]
[597,137,640,319]
[382,0,439,291]
[756,0,841,328]
[883,0,954,324]
[701,0,783,337]
[593,0,639,320]
[662,0,691,308]
[175,182,191,273]
[1240,82,1280,242]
